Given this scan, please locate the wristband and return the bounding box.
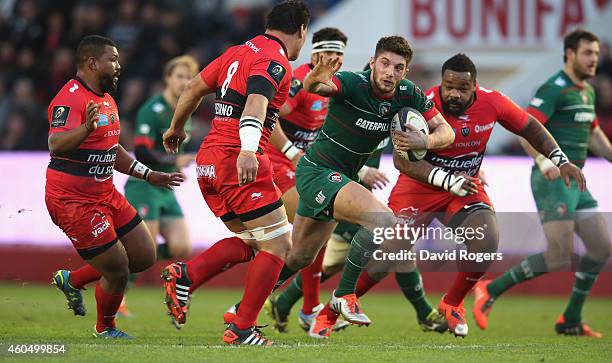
[281,140,300,160]
[239,116,263,153]
[357,165,370,181]
[535,154,557,173]
[427,167,468,197]
[129,160,151,180]
[548,148,569,167]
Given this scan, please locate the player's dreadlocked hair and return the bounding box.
[76,35,116,68]
[375,36,413,64]
[563,29,599,63]
[266,1,311,35]
[442,53,477,83]
[312,27,347,45]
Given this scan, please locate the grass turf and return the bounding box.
[0,283,610,362]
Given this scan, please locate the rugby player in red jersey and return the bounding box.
[310,53,585,339]
[48,35,184,339]
[160,1,310,346]
[222,28,388,332]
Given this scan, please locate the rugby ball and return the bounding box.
[390,107,429,161]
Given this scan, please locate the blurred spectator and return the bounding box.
[1,112,30,150]
[44,12,67,53]
[9,0,44,49]
[45,47,74,97]
[0,0,338,151]
[107,1,141,52]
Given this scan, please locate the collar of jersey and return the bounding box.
[74,76,104,97]
[263,33,288,59]
[560,70,585,90]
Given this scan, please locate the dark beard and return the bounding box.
[573,64,591,81]
[100,74,117,93]
[442,94,474,116]
[442,101,465,116]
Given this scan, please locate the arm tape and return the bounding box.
[281,140,300,160]
[239,116,263,152]
[129,160,151,180]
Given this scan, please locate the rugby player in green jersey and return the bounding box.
[121,56,198,316]
[266,64,447,335]
[269,36,456,328]
[474,29,612,337]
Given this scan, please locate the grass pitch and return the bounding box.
[0,283,610,362]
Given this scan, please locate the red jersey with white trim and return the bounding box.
[420,85,529,177]
[199,34,292,152]
[268,62,329,161]
[46,78,122,200]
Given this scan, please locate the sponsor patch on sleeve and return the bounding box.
[289,78,302,97]
[266,61,287,85]
[51,106,70,127]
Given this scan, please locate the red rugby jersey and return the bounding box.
[199,34,292,152]
[420,85,529,176]
[268,62,330,160]
[46,77,121,200]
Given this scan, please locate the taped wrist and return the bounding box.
[281,140,300,160]
[535,154,556,173]
[357,165,370,181]
[548,148,569,167]
[428,167,467,196]
[239,116,263,152]
[129,160,151,180]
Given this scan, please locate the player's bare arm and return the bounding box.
[163,76,213,154]
[135,146,195,171]
[392,152,478,196]
[237,93,269,186]
[517,115,585,190]
[303,56,342,96]
[114,144,185,189]
[519,137,560,181]
[269,120,304,167]
[48,100,100,155]
[588,126,612,162]
[425,113,455,149]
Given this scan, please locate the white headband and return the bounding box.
[312,40,346,54]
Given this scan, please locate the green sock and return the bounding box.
[335,228,377,297]
[157,243,172,260]
[126,272,138,290]
[395,270,433,321]
[563,256,604,323]
[487,253,548,298]
[276,275,303,316]
[273,265,297,290]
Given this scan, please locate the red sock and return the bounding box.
[95,282,123,332]
[234,251,284,330]
[444,271,485,306]
[355,271,379,297]
[70,264,102,289]
[301,246,326,314]
[186,237,254,292]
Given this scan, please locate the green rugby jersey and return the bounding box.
[527,70,599,168]
[132,94,191,175]
[304,70,437,179]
